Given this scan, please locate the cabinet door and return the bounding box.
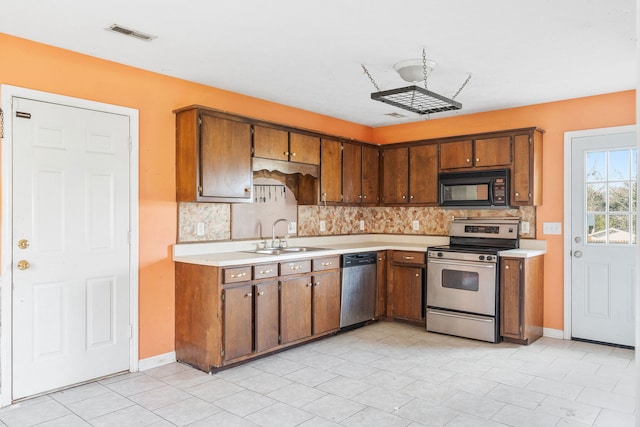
[439,140,473,170]
[200,115,252,200]
[409,144,438,204]
[500,258,522,339]
[474,136,512,167]
[392,265,424,321]
[280,276,312,344]
[376,251,387,318]
[255,281,280,353]
[361,145,379,204]
[342,142,362,204]
[320,139,343,203]
[290,133,320,164]
[312,270,341,335]
[512,133,532,205]
[253,126,289,161]
[223,285,254,361]
[382,147,409,203]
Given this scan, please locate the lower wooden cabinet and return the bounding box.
[500,255,544,344]
[176,255,341,372]
[280,275,313,344]
[388,251,425,324]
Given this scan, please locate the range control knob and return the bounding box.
[478,255,485,261]
[437,252,443,257]
[486,256,493,261]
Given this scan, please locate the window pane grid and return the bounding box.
[585,148,636,245]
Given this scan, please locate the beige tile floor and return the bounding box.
[0,322,635,426]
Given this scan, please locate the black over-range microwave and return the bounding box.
[438,169,509,207]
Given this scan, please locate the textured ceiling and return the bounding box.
[0,0,636,126]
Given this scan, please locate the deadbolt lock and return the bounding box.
[17,239,30,249]
[17,260,30,270]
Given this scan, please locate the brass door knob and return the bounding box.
[18,239,30,249]
[17,260,30,270]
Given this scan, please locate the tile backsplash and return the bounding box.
[178,202,535,242]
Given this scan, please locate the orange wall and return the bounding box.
[0,33,372,359]
[374,91,637,330]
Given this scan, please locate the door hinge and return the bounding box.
[221,291,225,301]
[198,116,202,126]
[221,349,225,357]
[0,107,4,139]
[198,185,203,194]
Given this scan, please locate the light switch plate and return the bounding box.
[196,222,205,236]
[520,221,530,233]
[359,220,365,231]
[319,220,326,232]
[412,220,419,231]
[543,222,562,235]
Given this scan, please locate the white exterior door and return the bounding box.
[11,97,131,399]
[568,127,636,347]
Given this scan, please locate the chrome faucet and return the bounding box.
[271,218,292,248]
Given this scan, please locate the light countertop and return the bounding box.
[173,234,546,267]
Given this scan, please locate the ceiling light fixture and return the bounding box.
[362,49,471,116]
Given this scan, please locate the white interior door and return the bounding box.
[569,128,636,347]
[11,97,131,399]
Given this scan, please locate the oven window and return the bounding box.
[441,270,479,291]
[443,184,490,202]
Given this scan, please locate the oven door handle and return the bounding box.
[427,309,493,323]
[427,259,496,269]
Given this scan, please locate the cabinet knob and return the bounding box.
[410,195,414,199]
[466,158,470,163]
[291,152,297,157]
[245,292,252,297]
[258,291,264,296]
[378,258,383,261]
[363,195,367,199]
[314,282,320,286]
[415,273,419,277]
[284,151,290,155]
[402,195,406,199]
[505,265,510,270]
[476,158,480,162]
[244,187,250,193]
[306,283,311,287]
[515,192,520,197]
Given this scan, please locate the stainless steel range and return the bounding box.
[426,218,519,343]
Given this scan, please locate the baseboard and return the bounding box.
[543,328,564,339]
[138,351,176,371]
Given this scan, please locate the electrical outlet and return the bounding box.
[412,220,419,231]
[359,220,365,231]
[287,221,297,234]
[319,220,326,232]
[196,222,205,236]
[543,222,562,235]
[520,221,530,233]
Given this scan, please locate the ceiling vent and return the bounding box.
[107,24,156,42]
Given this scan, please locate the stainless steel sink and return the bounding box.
[244,247,329,255]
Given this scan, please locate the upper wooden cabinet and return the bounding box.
[175,107,253,203]
[254,126,320,165]
[439,136,511,170]
[381,144,438,205]
[511,130,543,206]
[320,139,343,203]
[343,142,379,205]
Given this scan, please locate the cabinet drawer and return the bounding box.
[280,260,312,276]
[391,251,425,264]
[254,263,278,279]
[313,256,340,271]
[223,266,251,283]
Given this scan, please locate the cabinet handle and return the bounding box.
[259,269,273,274]
[231,272,247,278]
[403,256,415,260]
[292,265,303,270]
[258,291,264,296]
[321,262,332,266]
[245,292,252,297]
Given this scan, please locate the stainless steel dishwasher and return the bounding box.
[340,252,377,328]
